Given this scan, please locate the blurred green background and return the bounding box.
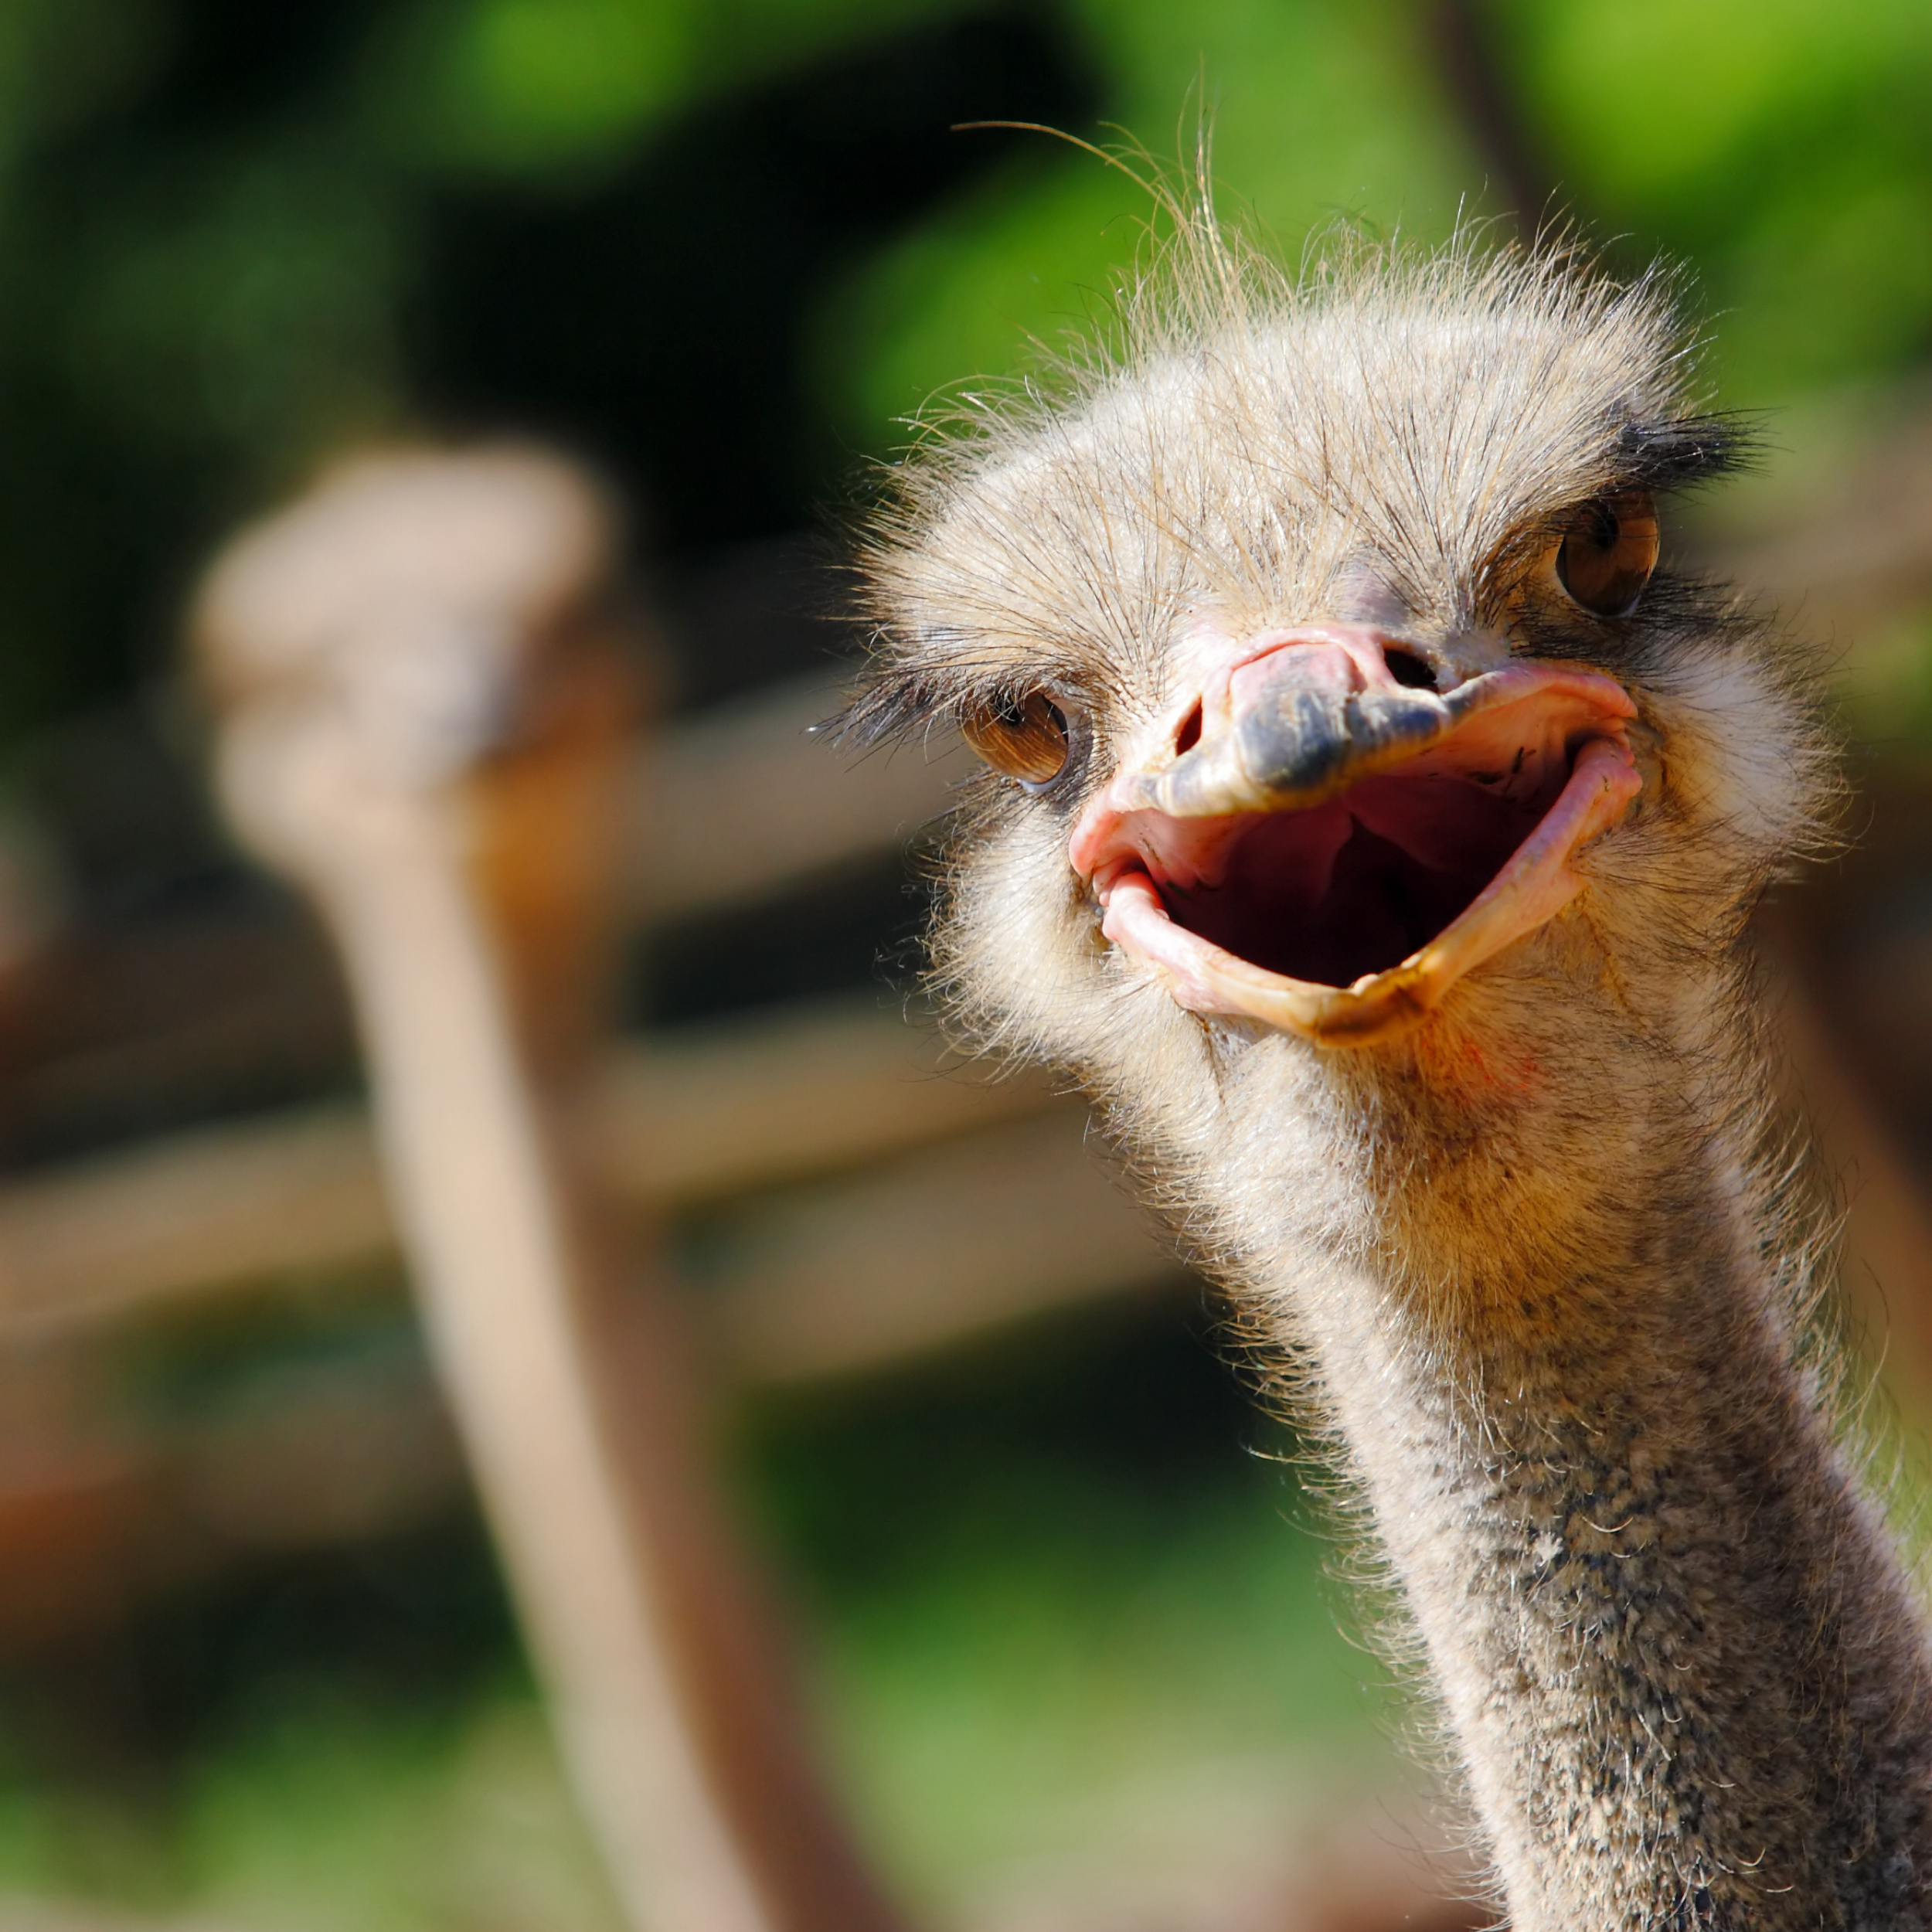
[0,2,1927,1928]
[2,0,1930,748]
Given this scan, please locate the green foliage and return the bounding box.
[63,147,404,473]
[824,0,1481,450]
[0,0,168,178]
[0,1308,1400,1930]
[0,0,1926,746]
[817,1485,1396,1913]
[0,1489,1384,1927]
[827,0,1932,443]
[0,0,963,742]
[0,1691,623,1932]
[374,0,942,175]
[392,0,701,172]
[1498,0,1932,400]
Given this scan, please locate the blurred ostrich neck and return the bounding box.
[1226,1023,1932,1927]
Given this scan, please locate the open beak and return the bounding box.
[1068,626,1644,1046]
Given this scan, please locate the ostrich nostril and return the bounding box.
[1175,700,1203,754]
[1384,646,1438,692]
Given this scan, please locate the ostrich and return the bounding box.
[844,206,1932,1929]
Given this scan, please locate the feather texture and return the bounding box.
[849,192,1929,1930]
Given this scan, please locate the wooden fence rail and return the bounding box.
[0,994,1162,1371]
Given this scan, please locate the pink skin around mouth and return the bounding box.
[1068,628,1644,1046]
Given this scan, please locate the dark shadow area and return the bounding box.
[410,10,1097,560]
[0,1522,516,1794]
[738,1291,1298,1599]
[0,2,1094,746]
[633,853,930,1028]
[0,0,403,736]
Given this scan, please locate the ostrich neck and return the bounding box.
[1244,1077,1932,1930]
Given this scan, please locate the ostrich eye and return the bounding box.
[1553,491,1659,617]
[962,691,1070,787]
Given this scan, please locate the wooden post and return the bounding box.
[193,447,906,1932]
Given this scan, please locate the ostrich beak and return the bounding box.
[1068,627,1645,1046]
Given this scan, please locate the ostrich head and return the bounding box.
[844,209,1932,1932]
[848,219,1823,1295]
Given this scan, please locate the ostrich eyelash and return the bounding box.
[1614,412,1760,493]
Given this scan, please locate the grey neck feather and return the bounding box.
[1247,1097,1932,1930]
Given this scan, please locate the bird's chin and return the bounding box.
[1086,678,1645,1048]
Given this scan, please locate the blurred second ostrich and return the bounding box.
[847,196,1932,1930]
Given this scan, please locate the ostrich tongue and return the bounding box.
[1074,647,1645,1046]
